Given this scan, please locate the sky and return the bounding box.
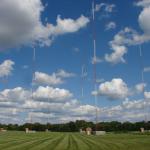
[1,0,150,124]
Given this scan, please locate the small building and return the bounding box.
[25,128,29,133]
[25,128,36,133]
[94,131,106,135]
[0,128,7,132]
[86,127,92,135]
[80,128,86,134]
[140,127,145,133]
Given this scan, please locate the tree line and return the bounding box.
[0,120,150,132]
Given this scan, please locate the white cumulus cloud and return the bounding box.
[49,15,89,36]
[91,56,103,64]
[95,3,116,13]
[144,67,150,72]
[105,21,116,31]
[105,27,141,64]
[0,0,89,48]
[56,69,76,78]
[135,83,146,93]
[135,0,150,8]
[34,72,63,86]
[105,1,150,64]
[0,60,15,77]
[97,78,129,100]
[33,86,73,102]
[144,91,150,99]
[0,87,30,102]
[34,70,76,86]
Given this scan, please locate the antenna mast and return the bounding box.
[139,45,147,123]
[81,65,87,99]
[92,0,98,129]
[30,47,36,125]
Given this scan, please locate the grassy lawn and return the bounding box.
[0,131,150,150]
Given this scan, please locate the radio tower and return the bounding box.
[139,45,147,123]
[92,0,98,130]
[81,65,87,100]
[30,47,36,125]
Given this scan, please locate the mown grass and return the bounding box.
[0,131,150,150]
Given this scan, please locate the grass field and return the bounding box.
[0,131,150,150]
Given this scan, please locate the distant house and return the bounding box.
[0,128,7,132]
[86,127,92,135]
[25,128,36,133]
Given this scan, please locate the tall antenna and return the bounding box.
[80,64,87,123]
[139,44,147,122]
[30,47,36,125]
[48,95,51,124]
[81,64,87,99]
[92,0,98,130]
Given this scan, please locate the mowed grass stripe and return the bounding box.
[30,133,65,150]
[51,133,69,150]
[85,134,137,150]
[38,133,65,150]
[84,134,125,150]
[71,133,93,150]
[4,136,55,150]
[0,132,54,150]
[73,134,93,150]
[0,132,150,150]
[0,138,34,149]
[77,134,107,150]
[83,133,150,150]
[67,134,79,150]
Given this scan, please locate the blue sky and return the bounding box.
[0,0,150,124]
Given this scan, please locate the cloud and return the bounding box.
[28,97,150,123]
[144,67,150,72]
[0,87,30,102]
[144,91,150,99]
[0,60,15,77]
[0,0,89,48]
[105,21,116,31]
[96,78,105,83]
[22,65,29,69]
[28,112,55,120]
[135,83,146,93]
[91,56,103,64]
[23,99,79,113]
[0,0,49,48]
[0,85,149,123]
[73,48,80,53]
[1,81,146,123]
[135,0,150,39]
[72,105,97,116]
[105,27,141,64]
[95,3,116,13]
[122,99,144,110]
[94,79,146,100]
[56,69,76,78]
[94,3,116,20]
[32,86,73,102]
[100,98,150,122]
[34,70,75,86]
[105,1,150,64]
[97,78,129,100]
[139,6,150,35]
[0,86,80,123]
[25,102,97,123]
[34,72,63,86]
[135,0,150,8]
[0,87,29,123]
[49,15,89,36]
